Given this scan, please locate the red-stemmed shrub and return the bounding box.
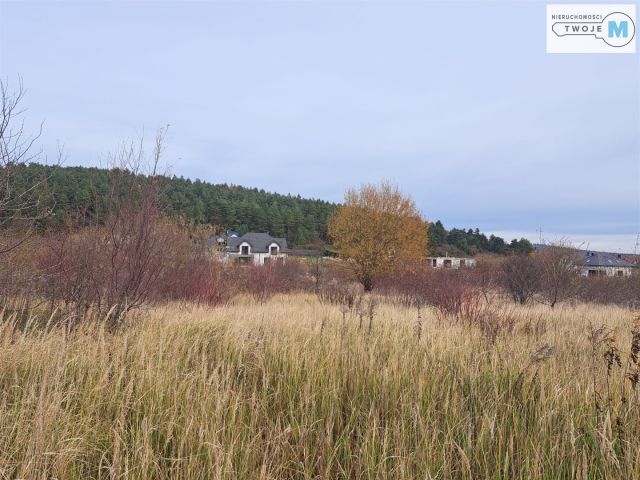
[241,259,314,303]
[376,261,486,323]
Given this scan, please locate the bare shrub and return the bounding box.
[577,275,640,309]
[242,259,314,304]
[40,217,236,314]
[316,260,362,307]
[535,243,581,308]
[178,261,234,306]
[0,80,60,307]
[373,259,434,308]
[501,254,539,305]
[276,259,316,293]
[36,131,174,325]
[429,269,485,324]
[375,262,486,323]
[313,259,357,301]
[0,237,42,307]
[474,254,503,304]
[242,263,286,304]
[38,226,102,317]
[40,217,180,324]
[0,79,57,257]
[152,231,235,307]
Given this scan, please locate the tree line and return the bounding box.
[428,220,533,256]
[9,163,334,246]
[2,80,636,327]
[11,163,533,252]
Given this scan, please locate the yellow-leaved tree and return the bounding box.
[328,181,429,291]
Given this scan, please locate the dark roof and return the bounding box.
[207,230,243,246]
[581,251,636,268]
[533,244,637,268]
[226,233,288,253]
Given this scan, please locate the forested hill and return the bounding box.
[13,163,533,253]
[428,220,533,257]
[17,163,335,246]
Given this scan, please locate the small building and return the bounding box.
[580,251,636,277]
[209,231,322,266]
[211,232,288,265]
[427,256,476,269]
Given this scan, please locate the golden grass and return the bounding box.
[0,295,638,479]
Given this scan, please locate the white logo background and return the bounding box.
[547,4,636,53]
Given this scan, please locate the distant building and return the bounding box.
[209,232,321,265]
[580,251,636,277]
[427,256,476,269]
[209,232,288,265]
[533,244,637,277]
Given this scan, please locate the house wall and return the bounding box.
[251,242,286,266]
[253,252,287,265]
[581,266,633,277]
[222,252,288,265]
[223,242,287,266]
[427,257,476,269]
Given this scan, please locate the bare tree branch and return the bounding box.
[0,78,59,255]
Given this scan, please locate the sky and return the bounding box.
[1,0,639,252]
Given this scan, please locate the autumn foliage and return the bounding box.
[327,181,429,291]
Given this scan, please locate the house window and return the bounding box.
[460,259,466,267]
[241,245,249,255]
[617,270,624,277]
[432,259,437,268]
[444,259,452,268]
[588,270,597,277]
[270,246,278,255]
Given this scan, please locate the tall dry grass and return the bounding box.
[0,295,639,479]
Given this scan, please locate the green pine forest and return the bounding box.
[12,163,533,254]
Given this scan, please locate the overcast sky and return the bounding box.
[1,0,638,251]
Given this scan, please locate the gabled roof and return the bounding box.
[581,251,636,268]
[226,233,288,253]
[533,244,637,268]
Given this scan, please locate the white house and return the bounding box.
[427,256,476,269]
[211,232,288,265]
[534,244,638,278]
[580,251,636,277]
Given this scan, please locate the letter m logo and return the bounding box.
[608,20,628,38]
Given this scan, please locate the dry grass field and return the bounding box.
[1,294,639,479]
